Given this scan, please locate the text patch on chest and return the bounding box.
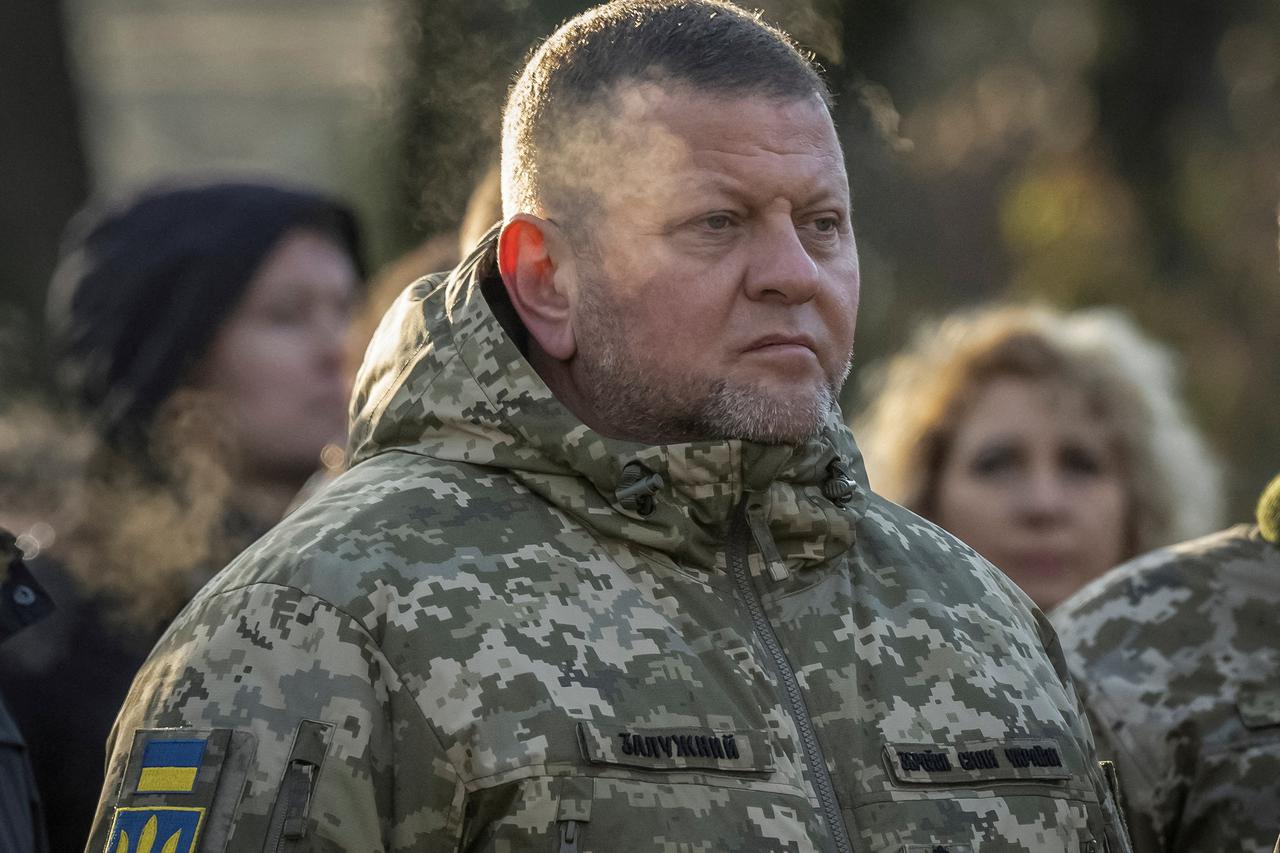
[884,737,1072,785]
[578,721,773,773]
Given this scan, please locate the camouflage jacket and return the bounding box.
[88,241,1131,853]
[1053,523,1280,853]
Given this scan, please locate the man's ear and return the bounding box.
[497,215,576,361]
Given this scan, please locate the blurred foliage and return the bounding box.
[394,0,1279,520]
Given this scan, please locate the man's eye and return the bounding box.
[813,216,839,232]
[703,214,733,230]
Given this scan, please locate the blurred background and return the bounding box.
[1,0,1277,519]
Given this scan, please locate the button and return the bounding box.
[12,584,37,606]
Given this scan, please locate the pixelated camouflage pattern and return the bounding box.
[1053,521,1280,853]
[88,238,1130,852]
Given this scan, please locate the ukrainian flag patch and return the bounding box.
[105,806,204,853]
[136,738,207,794]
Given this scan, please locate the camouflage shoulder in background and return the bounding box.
[1053,522,1280,853]
[88,237,1130,853]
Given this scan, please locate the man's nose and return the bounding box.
[743,217,822,304]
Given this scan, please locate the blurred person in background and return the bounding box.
[1053,211,1280,853]
[1052,471,1280,852]
[0,178,363,852]
[348,162,501,376]
[0,529,53,853]
[854,304,1222,610]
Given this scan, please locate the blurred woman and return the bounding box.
[854,304,1222,611]
[0,178,363,851]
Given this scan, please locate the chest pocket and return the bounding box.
[458,720,826,852]
[857,737,1125,853]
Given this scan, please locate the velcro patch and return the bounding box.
[137,738,207,793]
[884,737,1072,785]
[109,728,257,853]
[578,721,772,773]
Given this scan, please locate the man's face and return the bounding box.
[560,85,860,445]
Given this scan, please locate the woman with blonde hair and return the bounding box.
[854,304,1223,611]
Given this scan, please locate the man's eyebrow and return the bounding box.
[796,187,850,208]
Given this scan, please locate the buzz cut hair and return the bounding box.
[501,0,831,219]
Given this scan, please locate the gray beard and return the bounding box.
[572,278,847,446]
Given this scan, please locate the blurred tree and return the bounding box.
[0,0,90,398]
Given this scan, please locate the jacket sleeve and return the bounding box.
[85,582,463,853]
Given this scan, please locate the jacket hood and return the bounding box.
[348,232,869,575]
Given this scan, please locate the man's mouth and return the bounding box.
[744,333,818,354]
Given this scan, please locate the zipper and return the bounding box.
[558,819,582,853]
[263,760,316,852]
[262,720,332,853]
[728,498,853,853]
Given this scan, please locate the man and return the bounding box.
[1053,472,1280,853]
[87,3,1130,851]
[0,530,53,853]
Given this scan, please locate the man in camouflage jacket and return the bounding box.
[87,3,1131,851]
[1053,471,1280,852]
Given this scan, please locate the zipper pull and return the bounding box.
[559,819,582,853]
[744,499,789,582]
[558,814,583,845]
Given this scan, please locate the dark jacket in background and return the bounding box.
[0,530,54,853]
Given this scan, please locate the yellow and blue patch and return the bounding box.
[105,806,204,853]
[136,738,206,794]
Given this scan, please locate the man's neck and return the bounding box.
[528,345,620,439]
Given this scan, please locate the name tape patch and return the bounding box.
[578,721,773,773]
[885,738,1072,785]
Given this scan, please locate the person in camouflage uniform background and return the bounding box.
[1053,471,1280,852]
[87,2,1132,851]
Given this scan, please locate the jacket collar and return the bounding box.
[349,233,868,574]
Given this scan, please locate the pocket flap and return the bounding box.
[577,721,772,773]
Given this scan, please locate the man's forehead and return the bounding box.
[610,80,834,141]
[600,84,843,183]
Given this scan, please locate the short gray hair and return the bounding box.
[501,0,829,219]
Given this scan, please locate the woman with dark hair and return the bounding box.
[0,177,363,851]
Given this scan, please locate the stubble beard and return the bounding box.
[572,276,849,446]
